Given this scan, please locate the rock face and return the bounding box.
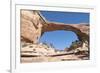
[20,10,89,62]
[21,43,56,56]
[21,42,82,63]
[21,10,46,43]
[21,10,89,44]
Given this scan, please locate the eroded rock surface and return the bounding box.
[20,10,89,63]
[21,10,46,43]
[21,10,89,44]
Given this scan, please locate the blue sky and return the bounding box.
[39,11,89,50]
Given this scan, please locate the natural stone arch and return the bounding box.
[42,22,89,43]
[41,23,90,53]
[42,23,89,42]
[21,10,89,47]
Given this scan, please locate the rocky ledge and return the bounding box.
[21,42,89,63]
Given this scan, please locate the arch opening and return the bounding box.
[39,30,79,51]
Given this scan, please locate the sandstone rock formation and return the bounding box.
[42,22,89,43]
[21,10,89,44]
[20,10,90,63]
[21,43,56,56]
[21,10,46,43]
[21,42,82,63]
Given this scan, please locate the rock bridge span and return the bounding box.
[21,10,89,44]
